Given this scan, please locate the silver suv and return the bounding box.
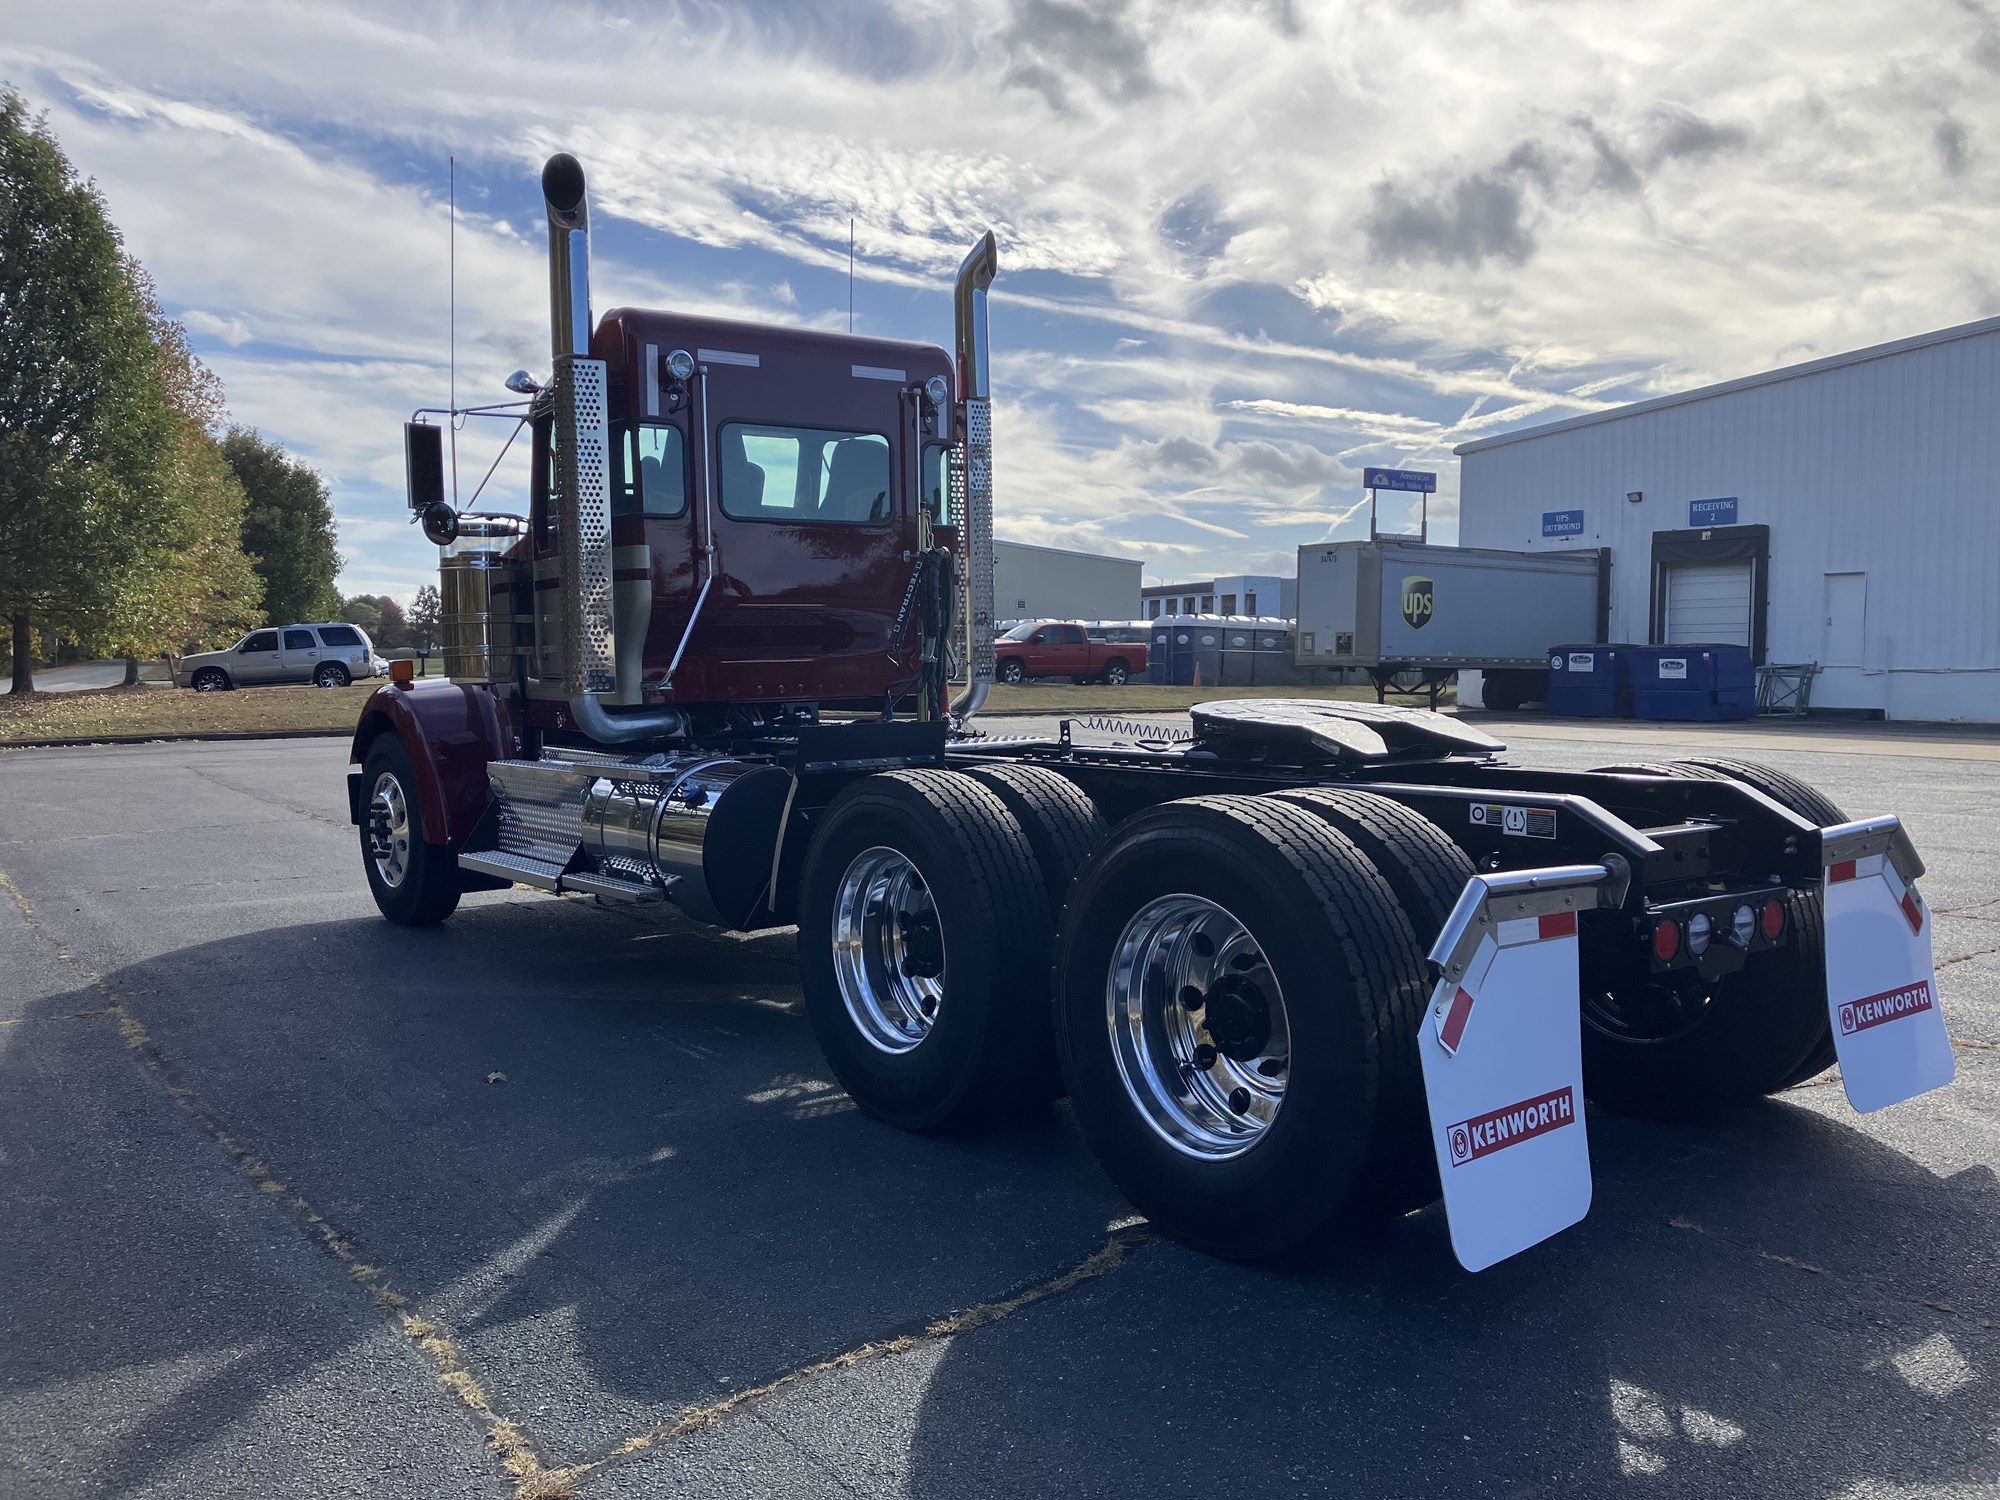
[173,623,380,691]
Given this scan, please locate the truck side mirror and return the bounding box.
[405,422,445,512]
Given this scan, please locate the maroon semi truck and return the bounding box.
[350,154,1952,1271]
[994,622,1146,685]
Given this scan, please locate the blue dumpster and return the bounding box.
[1546,643,1637,718]
[1632,644,1755,721]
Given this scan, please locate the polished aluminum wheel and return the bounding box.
[1107,894,1290,1159]
[831,846,946,1054]
[368,771,412,891]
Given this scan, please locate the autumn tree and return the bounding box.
[225,427,341,625]
[408,583,441,661]
[95,274,265,681]
[0,91,176,692]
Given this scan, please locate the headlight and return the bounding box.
[665,348,696,381]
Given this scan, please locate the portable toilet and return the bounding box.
[1148,619,1173,683]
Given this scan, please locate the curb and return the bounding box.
[0,728,355,751]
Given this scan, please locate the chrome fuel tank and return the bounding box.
[579,756,791,926]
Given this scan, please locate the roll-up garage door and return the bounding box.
[1663,561,1753,647]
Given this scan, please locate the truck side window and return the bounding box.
[719,423,892,524]
[1060,625,1085,645]
[921,444,948,526]
[531,415,558,554]
[611,423,687,518]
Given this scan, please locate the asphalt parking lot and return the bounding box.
[3,723,1999,1498]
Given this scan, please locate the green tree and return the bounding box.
[338,592,408,650]
[0,91,176,692]
[225,427,340,625]
[338,593,382,641]
[408,583,441,658]
[97,275,264,681]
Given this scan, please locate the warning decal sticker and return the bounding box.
[1469,804,1558,839]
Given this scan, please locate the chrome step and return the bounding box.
[459,849,566,892]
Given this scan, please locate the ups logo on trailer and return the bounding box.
[1401,575,1434,630]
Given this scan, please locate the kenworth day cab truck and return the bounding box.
[349,154,1953,1271]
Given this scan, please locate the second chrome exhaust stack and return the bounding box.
[951,232,998,720]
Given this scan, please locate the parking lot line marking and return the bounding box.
[0,862,573,1499]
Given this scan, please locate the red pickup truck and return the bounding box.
[993,622,1147,686]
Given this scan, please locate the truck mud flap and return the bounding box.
[1822,816,1954,1113]
[1419,863,1623,1272]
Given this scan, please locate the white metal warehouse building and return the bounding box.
[1454,314,2000,722]
[993,540,1143,623]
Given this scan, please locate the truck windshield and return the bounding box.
[999,623,1041,641]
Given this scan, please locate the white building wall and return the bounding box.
[993,540,1143,622]
[1457,319,2000,722]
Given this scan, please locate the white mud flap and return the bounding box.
[1822,816,1954,1113]
[1419,863,1621,1272]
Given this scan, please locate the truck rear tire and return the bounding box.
[1269,787,1475,1215]
[798,769,1052,1131]
[361,737,462,927]
[962,764,1107,927]
[1580,758,1839,1115]
[1054,796,1432,1260]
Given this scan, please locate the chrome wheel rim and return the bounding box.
[194,673,221,692]
[1107,894,1289,1159]
[315,666,342,687]
[831,846,944,1054]
[368,771,412,890]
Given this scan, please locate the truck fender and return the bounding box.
[348,681,521,849]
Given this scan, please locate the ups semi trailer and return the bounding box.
[1295,541,1607,708]
[348,153,1953,1273]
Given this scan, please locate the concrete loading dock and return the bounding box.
[1455,315,2000,723]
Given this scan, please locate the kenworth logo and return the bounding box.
[1447,1087,1577,1166]
[1839,980,1935,1037]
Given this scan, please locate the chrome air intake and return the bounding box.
[951,232,998,720]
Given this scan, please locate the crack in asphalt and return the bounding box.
[0,859,1154,1499]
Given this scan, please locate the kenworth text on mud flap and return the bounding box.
[348,153,1954,1272]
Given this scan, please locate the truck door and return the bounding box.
[1021,626,1060,676]
[279,627,321,682]
[1059,624,1090,675]
[232,629,283,684]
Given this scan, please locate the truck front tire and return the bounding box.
[798,770,1052,1130]
[1054,796,1434,1260]
[998,658,1025,685]
[360,737,461,927]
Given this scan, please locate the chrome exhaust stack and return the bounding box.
[950,232,998,720]
[541,153,681,743]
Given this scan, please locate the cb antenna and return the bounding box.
[449,154,460,506]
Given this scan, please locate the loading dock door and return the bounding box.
[1664,561,1754,647]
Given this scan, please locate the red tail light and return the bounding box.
[1760,898,1786,941]
[1652,919,1682,962]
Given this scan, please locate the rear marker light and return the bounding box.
[1652,920,1681,962]
[1687,912,1713,956]
[1760,898,1786,941]
[1731,903,1756,948]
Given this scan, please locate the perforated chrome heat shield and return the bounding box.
[957,397,996,692]
[556,356,615,695]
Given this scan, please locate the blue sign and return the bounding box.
[1542,509,1585,538]
[1689,496,1738,527]
[1364,466,1438,493]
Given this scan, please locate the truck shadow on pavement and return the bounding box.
[7,890,1997,1497]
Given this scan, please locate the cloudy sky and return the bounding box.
[6,1,1996,600]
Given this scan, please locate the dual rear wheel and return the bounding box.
[799,771,1456,1259]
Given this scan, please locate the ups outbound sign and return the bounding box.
[1401,575,1434,630]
